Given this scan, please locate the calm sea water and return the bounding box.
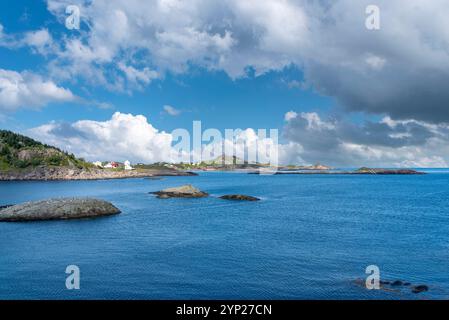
[1,171,449,299]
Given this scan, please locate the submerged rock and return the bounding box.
[0,198,120,222]
[352,278,365,287]
[145,177,163,180]
[411,285,429,293]
[219,194,260,201]
[0,205,13,210]
[354,278,428,295]
[150,184,209,199]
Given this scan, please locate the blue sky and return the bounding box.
[0,0,334,134]
[0,1,336,133]
[11,67,335,135]
[1,1,449,167]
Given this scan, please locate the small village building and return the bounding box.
[124,160,134,170]
[92,161,103,168]
[104,162,119,169]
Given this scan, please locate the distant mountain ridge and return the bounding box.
[0,130,92,171]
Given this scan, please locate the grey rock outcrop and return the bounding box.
[151,184,209,198]
[0,198,120,222]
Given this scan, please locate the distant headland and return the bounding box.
[0,130,195,181]
[0,130,425,181]
[249,167,425,175]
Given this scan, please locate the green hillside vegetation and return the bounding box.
[0,130,93,170]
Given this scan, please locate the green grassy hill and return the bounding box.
[0,130,93,171]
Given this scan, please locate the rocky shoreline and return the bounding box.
[0,166,197,181]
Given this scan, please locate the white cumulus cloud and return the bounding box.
[0,69,75,112]
[29,112,174,163]
[22,29,54,55]
[28,112,303,165]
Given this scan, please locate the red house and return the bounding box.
[111,162,119,168]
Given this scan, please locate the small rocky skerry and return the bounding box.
[0,198,120,222]
[150,185,209,198]
[151,185,260,201]
[219,194,260,201]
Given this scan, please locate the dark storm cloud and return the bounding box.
[302,0,449,123]
[339,121,434,148]
[284,115,435,148]
[304,61,449,123]
[282,111,448,166]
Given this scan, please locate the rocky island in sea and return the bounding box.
[219,194,260,201]
[249,167,425,175]
[0,130,195,181]
[150,184,260,201]
[150,184,209,198]
[0,198,120,222]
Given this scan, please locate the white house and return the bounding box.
[124,160,134,170]
[92,161,103,168]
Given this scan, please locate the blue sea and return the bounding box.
[1,171,449,300]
